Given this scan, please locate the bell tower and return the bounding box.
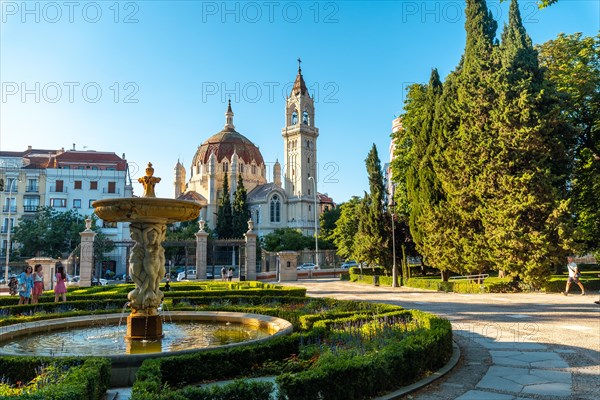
[282,60,319,198]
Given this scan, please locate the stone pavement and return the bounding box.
[281,279,600,400]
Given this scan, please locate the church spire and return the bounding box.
[225,99,235,129]
[291,58,308,96]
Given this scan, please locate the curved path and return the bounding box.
[281,279,599,400]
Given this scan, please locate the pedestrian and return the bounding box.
[54,265,67,303]
[227,267,233,282]
[221,266,227,281]
[563,256,585,296]
[8,276,18,296]
[31,264,44,304]
[164,277,171,291]
[17,266,34,305]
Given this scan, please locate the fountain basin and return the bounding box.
[0,311,293,387]
[92,197,201,224]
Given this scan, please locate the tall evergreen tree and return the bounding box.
[354,145,390,268]
[406,69,443,254]
[429,0,498,274]
[231,174,250,238]
[215,172,233,238]
[483,0,573,284]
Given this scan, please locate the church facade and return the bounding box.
[174,66,328,237]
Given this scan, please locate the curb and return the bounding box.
[375,341,461,400]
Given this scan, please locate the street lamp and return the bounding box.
[4,177,19,284]
[308,176,318,268]
[390,184,398,287]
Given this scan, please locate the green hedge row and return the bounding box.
[131,304,453,400]
[0,299,128,317]
[276,310,452,400]
[542,275,600,293]
[0,357,110,400]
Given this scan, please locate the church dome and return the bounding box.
[191,101,265,166]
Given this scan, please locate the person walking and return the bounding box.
[17,266,34,305]
[221,266,227,281]
[227,267,233,282]
[54,265,67,303]
[31,264,44,304]
[563,256,585,296]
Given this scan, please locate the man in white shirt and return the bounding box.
[563,256,585,296]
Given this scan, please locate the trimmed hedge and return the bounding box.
[131,301,453,400]
[0,357,110,400]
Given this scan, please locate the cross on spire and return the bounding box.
[297,57,302,72]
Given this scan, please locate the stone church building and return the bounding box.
[174,66,333,237]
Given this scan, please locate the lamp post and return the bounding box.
[308,176,318,268]
[390,184,398,287]
[4,177,19,284]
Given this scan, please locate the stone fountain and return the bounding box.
[92,163,201,341]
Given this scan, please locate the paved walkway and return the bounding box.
[281,279,600,400]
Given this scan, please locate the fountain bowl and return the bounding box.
[0,311,293,387]
[92,197,201,224]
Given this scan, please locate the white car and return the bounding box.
[297,263,318,271]
[177,270,197,281]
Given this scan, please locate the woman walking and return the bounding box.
[31,264,44,304]
[54,265,67,303]
[17,266,34,305]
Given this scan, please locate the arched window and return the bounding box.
[291,112,298,125]
[302,111,309,125]
[223,162,228,173]
[270,195,281,223]
[255,209,260,224]
[252,164,257,175]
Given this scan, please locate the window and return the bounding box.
[108,182,116,194]
[3,197,16,213]
[74,180,82,190]
[303,111,309,125]
[26,178,38,192]
[240,164,244,174]
[50,198,66,208]
[90,181,98,190]
[88,199,96,208]
[252,164,257,175]
[270,195,281,223]
[2,218,14,233]
[291,112,298,125]
[73,199,82,208]
[24,197,40,212]
[223,162,228,173]
[309,205,311,212]
[55,180,64,192]
[103,221,117,228]
[255,209,260,224]
[4,178,16,192]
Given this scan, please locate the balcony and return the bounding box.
[49,186,67,193]
[102,188,121,194]
[1,227,15,234]
[26,185,39,193]
[23,205,40,212]
[2,206,17,213]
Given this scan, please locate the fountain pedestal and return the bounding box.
[126,310,163,340]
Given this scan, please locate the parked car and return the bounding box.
[341,260,359,269]
[177,270,197,281]
[91,277,108,286]
[297,263,318,271]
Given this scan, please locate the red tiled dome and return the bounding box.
[192,127,264,166]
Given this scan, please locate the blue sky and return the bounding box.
[1,0,598,202]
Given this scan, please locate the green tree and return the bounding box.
[13,207,98,258]
[232,174,251,238]
[319,206,341,242]
[262,228,313,252]
[215,172,233,238]
[331,197,361,260]
[353,145,390,268]
[480,0,573,285]
[537,33,600,257]
[427,0,498,276]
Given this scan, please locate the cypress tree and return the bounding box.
[231,173,250,238]
[406,69,443,254]
[354,145,390,268]
[216,171,233,238]
[484,0,572,284]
